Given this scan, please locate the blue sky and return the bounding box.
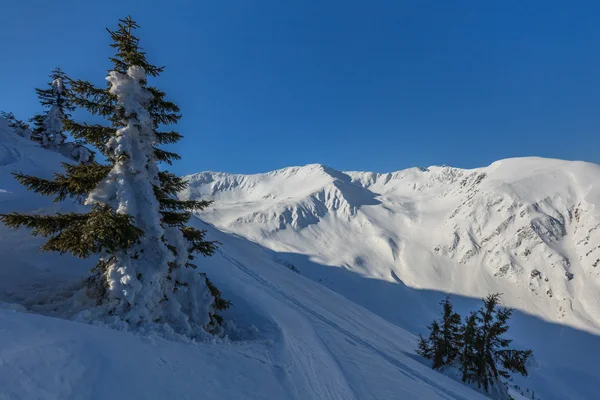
[1,0,599,175]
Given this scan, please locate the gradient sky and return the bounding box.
[1,0,599,175]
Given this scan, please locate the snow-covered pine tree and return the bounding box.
[30,67,74,146]
[0,17,229,336]
[470,294,533,392]
[1,111,32,139]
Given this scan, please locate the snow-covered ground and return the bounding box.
[182,156,600,399]
[0,118,494,399]
[1,116,599,399]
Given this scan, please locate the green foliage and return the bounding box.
[0,206,142,258]
[426,320,445,369]
[417,296,462,370]
[64,120,115,152]
[417,334,432,360]
[67,79,116,121]
[469,294,534,391]
[417,293,533,394]
[181,226,219,258]
[13,163,111,202]
[204,276,232,328]
[30,67,74,144]
[439,295,462,365]
[1,111,30,136]
[0,16,229,331]
[107,16,164,78]
[158,172,188,196]
[459,312,478,383]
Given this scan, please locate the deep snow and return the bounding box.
[0,118,494,399]
[1,116,599,399]
[182,157,600,400]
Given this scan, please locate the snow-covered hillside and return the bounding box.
[184,160,600,332]
[182,158,600,399]
[0,120,504,399]
[2,113,600,399]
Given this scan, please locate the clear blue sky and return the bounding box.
[1,0,599,175]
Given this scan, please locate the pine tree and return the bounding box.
[417,333,433,359]
[470,294,533,392]
[1,111,32,139]
[0,17,229,335]
[439,295,462,365]
[417,318,445,369]
[428,319,445,369]
[30,67,74,146]
[459,311,478,383]
[417,296,462,370]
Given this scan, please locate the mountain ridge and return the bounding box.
[183,157,600,335]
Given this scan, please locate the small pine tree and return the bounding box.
[0,17,229,335]
[470,294,533,392]
[418,293,533,396]
[1,111,32,139]
[417,333,433,360]
[417,296,462,370]
[427,319,445,369]
[439,295,462,365]
[459,311,478,383]
[30,67,74,146]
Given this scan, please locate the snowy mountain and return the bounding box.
[1,115,599,400]
[183,159,600,333]
[181,158,600,399]
[0,120,494,400]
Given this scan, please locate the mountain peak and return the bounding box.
[184,157,600,336]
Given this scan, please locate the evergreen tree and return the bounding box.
[470,294,533,392]
[459,311,478,383]
[30,67,74,146]
[427,319,445,369]
[1,111,32,139]
[439,295,462,365]
[0,17,229,335]
[417,296,462,370]
[417,333,433,360]
[417,318,444,369]
[418,293,533,396]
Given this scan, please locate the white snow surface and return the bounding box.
[182,159,600,399]
[183,161,600,332]
[0,114,598,399]
[0,118,495,400]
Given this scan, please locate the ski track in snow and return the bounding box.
[184,157,600,399]
[219,248,475,400]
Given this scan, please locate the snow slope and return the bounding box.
[182,159,600,399]
[183,160,600,331]
[0,118,498,399]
